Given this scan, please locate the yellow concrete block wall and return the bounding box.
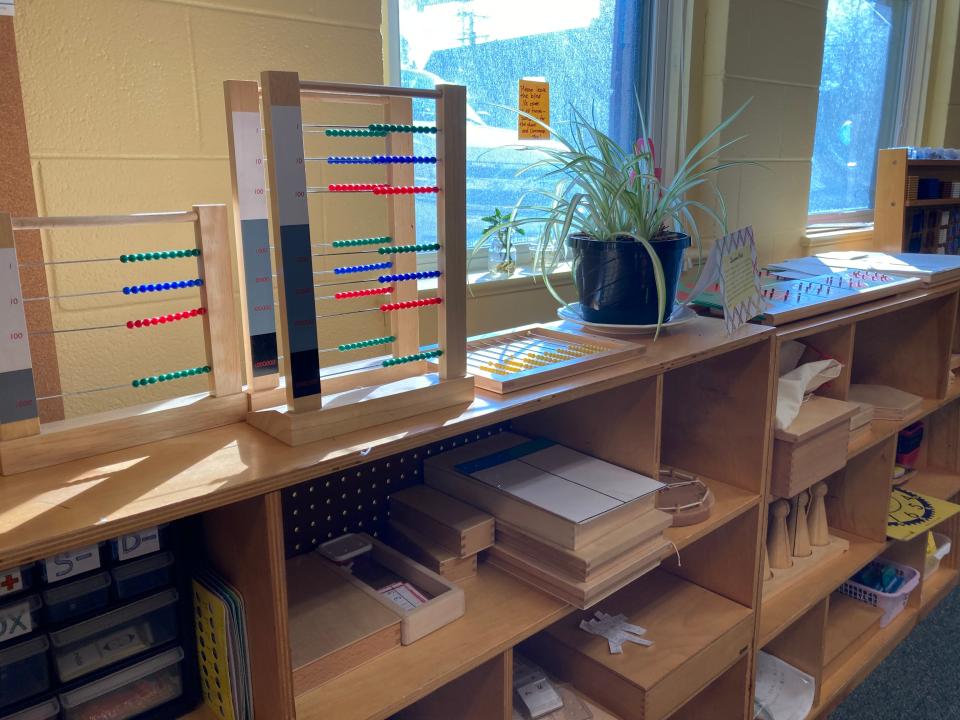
[14,0,384,417]
[694,0,827,266]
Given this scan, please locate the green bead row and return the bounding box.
[377,243,440,255]
[131,365,211,387]
[332,236,392,248]
[367,123,437,135]
[325,129,389,137]
[120,249,200,263]
[338,336,395,352]
[383,349,443,367]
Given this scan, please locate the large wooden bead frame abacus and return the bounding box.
[224,71,473,446]
[0,206,244,475]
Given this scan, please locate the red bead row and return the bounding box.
[127,307,206,329]
[334,287,393,299]
[379,297,443,312]
[327,183,389,192]
[372,186,440,195]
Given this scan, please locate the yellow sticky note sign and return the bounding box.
[519,79,549,140]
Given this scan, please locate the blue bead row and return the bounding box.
[122,278,203,295]
[327,155,437,165]
[377,270,442,283]
[333,261,393,275]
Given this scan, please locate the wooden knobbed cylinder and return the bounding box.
[808,481,830,546]
[763,543,773,581]
[767,499,793,569]
[788,491,812,558]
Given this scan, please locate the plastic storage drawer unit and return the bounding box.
[109,525,168,564]
[110,553,174,601]
[0,595,42,647]
[41,545,104,586]
[0,565,38,600]
[0,698,59,720]
[0,635,51,710]
[49,588,179,683]
[58,646,184,720]
[42,573,111,625]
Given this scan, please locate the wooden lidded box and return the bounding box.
[522,571,753,720]
[771,396,856,498]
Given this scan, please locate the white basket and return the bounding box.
[924,532,952,579]
[838,559,920,628]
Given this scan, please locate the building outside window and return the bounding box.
[392,0,652,265]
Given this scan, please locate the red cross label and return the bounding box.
[0,568,22,596]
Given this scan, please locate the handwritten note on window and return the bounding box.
[518,79,550,140]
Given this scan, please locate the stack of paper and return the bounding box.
[193,570,253,720]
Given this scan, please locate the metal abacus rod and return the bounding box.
[11,211,199,230]
[314,296,442,320]
[305,155,437,165]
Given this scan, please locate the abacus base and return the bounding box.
[245,373,476,446]
[0,392,247,476]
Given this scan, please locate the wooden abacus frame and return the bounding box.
[224,71,473,446]
[0,206,244,475]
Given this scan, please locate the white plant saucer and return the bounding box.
[557,302,698,336]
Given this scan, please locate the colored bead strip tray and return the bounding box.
[427,323,645,394]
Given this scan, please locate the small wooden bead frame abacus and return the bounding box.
[0,207,244,475]
[224,72,473,446]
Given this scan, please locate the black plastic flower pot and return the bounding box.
[568,231,691,325]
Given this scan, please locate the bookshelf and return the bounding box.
[1,282,958,719]
[874,147,960,253]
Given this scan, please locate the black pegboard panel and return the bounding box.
[282,422,512,557]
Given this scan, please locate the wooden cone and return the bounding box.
[808,481,830,547]
[768,499,793,569]
[788,491,812,558]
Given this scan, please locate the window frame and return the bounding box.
[383,0,672,279]
[806,0,921,227]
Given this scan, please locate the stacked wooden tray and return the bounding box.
[387,485,494,582]
[424,432,670,608]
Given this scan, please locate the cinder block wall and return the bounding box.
[692,0,827,266]
[14,0,384,416]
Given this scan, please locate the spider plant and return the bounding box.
[480,99,751,330]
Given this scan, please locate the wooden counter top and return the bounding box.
[0,316,771,566]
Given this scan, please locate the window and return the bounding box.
[391,0,652,260]
[808,0,908,221]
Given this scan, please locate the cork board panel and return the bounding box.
[1,17,64,422]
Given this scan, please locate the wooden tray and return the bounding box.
[328,533,465,644]
[431,325,643,394]
[286,553,401,693]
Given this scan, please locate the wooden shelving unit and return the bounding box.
[760,281,960,719]
[874,147,960,253]
[3,281,960,719]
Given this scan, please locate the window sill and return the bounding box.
[418,265,573,298]
[802,224,874,250]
